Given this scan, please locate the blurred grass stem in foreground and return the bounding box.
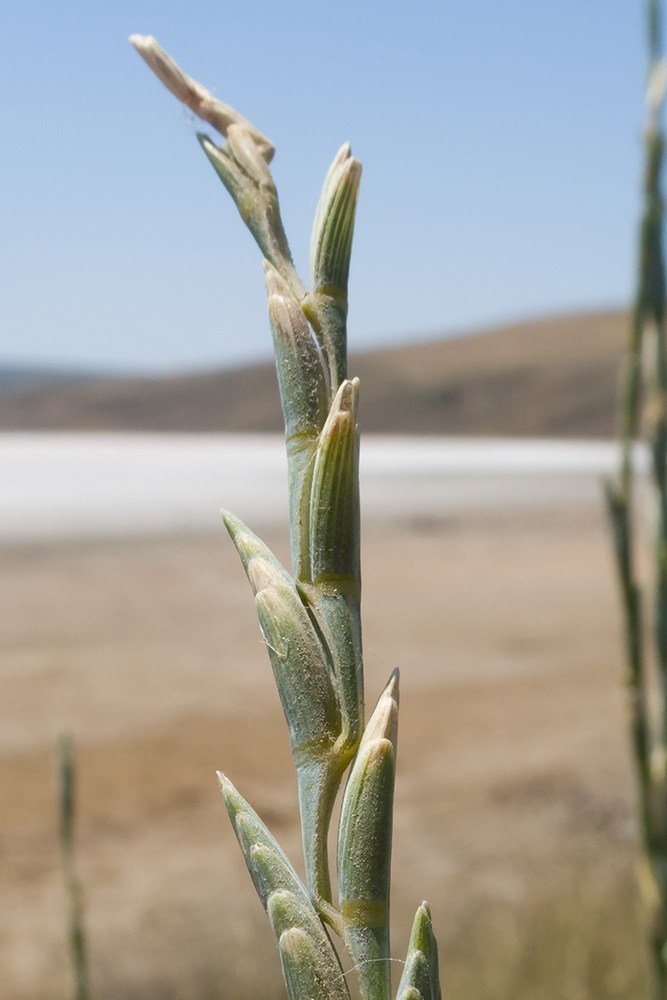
[58,734,89,1000]
[131,33,442,1000]
[605,2,667,997]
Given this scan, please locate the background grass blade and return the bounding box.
[58,734,89,1000]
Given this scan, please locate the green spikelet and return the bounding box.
[338,672,398,1000]
[198,127,303,296]
[222,511,348,916]
[220,776,351,1000]
[303,143,362,390]
[303,377,364,761]
[264,263,328,581]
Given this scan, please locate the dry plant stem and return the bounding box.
[131,35,442,1000]
[58,735,89,1000]
[128,35,275,161]
[606,3,667,997]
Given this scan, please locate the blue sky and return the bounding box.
[0,1,649,372]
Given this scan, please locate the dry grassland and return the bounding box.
[0,507,650,1000]
[0,310,625,438]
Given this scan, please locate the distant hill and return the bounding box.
[0,310,627,437]
[0,366,95,396]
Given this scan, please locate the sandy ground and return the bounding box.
[0,506,649,1000]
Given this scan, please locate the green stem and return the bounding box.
[612,5,667,998]
[59,735,89,1000]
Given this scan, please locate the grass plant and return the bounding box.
[605,2,667,998]
[58,734,89,1000]
[130,34,442,1000]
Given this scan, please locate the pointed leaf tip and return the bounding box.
[408,901,437,955]
[218,776,311,910]
[397,901,442,1000]
[221,509,244,539]
[222,510,292,586]
[362,670,399,746]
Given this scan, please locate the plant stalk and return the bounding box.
[58,734,89,1000]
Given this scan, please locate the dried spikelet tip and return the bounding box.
[363,669,399,745]
[216,770,231,792]
[130,34,200,106]
[337,378,359,415]
[324,378,359,426]
[129,34,275,162]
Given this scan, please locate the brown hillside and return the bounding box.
[0,310,627,436]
